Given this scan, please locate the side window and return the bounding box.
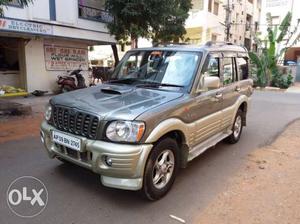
[236,57,249,80]
[222,57,236,85]
[199,56,220,91]
[203,57,220,78]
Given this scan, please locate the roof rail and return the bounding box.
[205,41,234,47]
[153,42,190,47]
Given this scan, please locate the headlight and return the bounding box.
[106,121,145,142]
[44,104,52,121]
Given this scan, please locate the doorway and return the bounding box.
[0,37,26,89]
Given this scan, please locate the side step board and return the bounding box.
[187,131,232,162]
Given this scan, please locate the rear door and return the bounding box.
[220,54,240,131]
[236,55,251,95]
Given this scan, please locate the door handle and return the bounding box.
[235,86,241,92]
[215,92,223,99]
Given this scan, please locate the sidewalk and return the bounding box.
[0,95,51,118]
[195,120,300,224]
[286,82,300,93]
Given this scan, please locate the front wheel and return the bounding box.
[142,138,179,201]
[225,109,243,144]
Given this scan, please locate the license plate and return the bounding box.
[52,131,81,151]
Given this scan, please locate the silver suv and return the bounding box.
[41,42,253,200]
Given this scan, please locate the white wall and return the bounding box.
[260,0,300,47]
[3,4,28,20]
[52,25,114,44]
[25,38,90,93]
[25,39,49,92]
[29,0,50,21]
[55,0,76,25]
[3,0,115,43]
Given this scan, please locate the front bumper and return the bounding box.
[40,120,153,190]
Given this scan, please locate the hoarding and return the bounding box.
[44,45,88,71]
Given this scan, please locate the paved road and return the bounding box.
[1,91,300,224]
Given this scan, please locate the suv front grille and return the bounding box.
[52,106,99,139]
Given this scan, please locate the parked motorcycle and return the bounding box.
[57,68,86,92]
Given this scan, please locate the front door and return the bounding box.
[189,54,223,146]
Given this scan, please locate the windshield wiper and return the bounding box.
[158,83,185,88]
[107,78,140,84]
[137,82,184,88]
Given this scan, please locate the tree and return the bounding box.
[249,12,299,87]
[105,0,192,48]
[0,0,33,16]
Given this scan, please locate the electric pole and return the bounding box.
[224,0,232,42]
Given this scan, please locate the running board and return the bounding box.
[188,131,232,162]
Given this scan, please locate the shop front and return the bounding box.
[0,36,27,96]
[0,17,114,96]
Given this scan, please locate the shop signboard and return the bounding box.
[44,45,89,71]
[0,18,53,35]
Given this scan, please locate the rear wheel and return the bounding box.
[225,109,243,144]
[142,138,179,201]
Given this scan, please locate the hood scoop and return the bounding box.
[101,88,122,95]
[100,85,134,95]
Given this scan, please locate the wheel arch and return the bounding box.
[145,119,190,168]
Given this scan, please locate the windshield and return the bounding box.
[109,50,201,90]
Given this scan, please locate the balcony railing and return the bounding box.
[78,4,113,23]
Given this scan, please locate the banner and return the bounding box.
[44,45,88,71]
[0,18,53,35]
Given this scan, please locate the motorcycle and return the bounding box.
[57,68,87,93]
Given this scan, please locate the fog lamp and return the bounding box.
[104,156,113,167]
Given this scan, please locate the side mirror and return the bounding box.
[202,76,220,90]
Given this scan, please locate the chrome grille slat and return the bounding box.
[52,106,99,139]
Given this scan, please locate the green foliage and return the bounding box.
[105,0,192,47]
[271,71,293,89]
[0,0,33,16]
[277,12,292,43]
[249,52,267,87]
[250,11,295,88]
[151,0,192,44]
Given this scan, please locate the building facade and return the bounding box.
[0,0,115,93]
[260,0,300,66]
[185,0,261,50]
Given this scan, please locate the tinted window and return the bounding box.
[111,50,201,88]
[199,56,220,91]
[236,57,249,80]
[223,58,235,85]
[202,57,219,78]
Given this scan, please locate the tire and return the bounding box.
[142,138,179,201]
[225,109,243,144]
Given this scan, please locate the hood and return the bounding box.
[51,84,184,120]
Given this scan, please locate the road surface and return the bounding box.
[1,91,300,224]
